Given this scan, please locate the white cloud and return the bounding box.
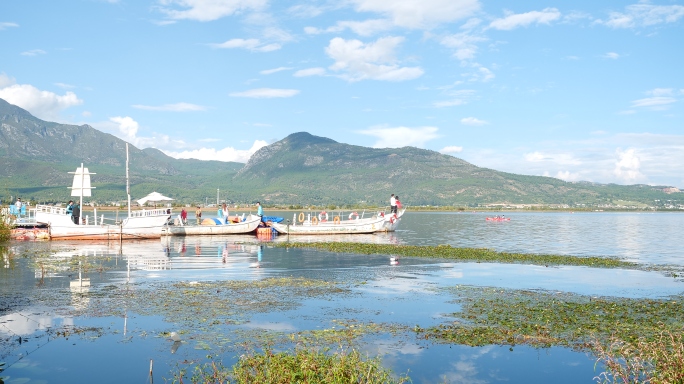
[229,88,300,98]
[554,171,578,181]
[467,64,494,82]
[54,82,76,89]
[0,22,19,30]
[0,76,83,121]
[92,116,266,163]
[94,116,173,149]
[306,19,393,36]
[600,3,684,28]
[358,125,440,148]
[325,37,424,82]
[293,67,326,77]
[165,140,268,162]
[471,132,684,187]
[21,49,46,56]
[460,117,488,126]
[489,8,561,30]
[434,99,466,107]
[523,151,582,166]
[434,89,476,107]
[440,145,463,154]
[631,96,676,108]
[132,102,208,111]
[287,4,327,18]
[440,32,487,61]
[647,88,673,97]
[156,0,267,22]
[260,67,292,75]
[0,73,14,88]
[603,52,620,59]
[350,0,480,29]
[210,38,281,52]
[613,148,644,183]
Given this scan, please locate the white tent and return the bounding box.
[137,192,174,207]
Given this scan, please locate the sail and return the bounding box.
[69,166,95,197]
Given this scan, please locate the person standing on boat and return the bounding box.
[222,203,229,223]
[256,201,264,222]
[66,200,74,217]
[390,194,396,214]
[195,206,202,225]
[72,202,81,225]
[15,198,22,215]
[180,208,188,225]
[395,196,402,211]
[217,205,223,220]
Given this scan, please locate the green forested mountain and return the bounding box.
[0,98,677,207]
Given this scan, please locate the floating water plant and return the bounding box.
[418,287,684,349]
[273,242,637,269]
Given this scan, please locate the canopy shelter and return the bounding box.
[137,192,173,208]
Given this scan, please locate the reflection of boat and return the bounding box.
[162,214,261,236]
[272,214,386,235]
[486,217,510,222]
[270,233,400,244]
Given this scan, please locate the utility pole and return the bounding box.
[217,188,219,206]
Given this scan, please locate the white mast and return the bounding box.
[126,143,131,218]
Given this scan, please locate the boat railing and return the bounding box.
[129,208,171,218]
[288,209,380,226]
[35,204,67,215]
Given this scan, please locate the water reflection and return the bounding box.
[2,212,683,384]
[392,211,684,265]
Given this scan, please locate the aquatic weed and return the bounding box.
[273,242,637,269]
[418,287,684,350]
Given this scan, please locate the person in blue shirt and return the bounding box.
[66,200,74,217]
[256,201,264,222]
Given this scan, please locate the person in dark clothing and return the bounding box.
[72,203,81,225]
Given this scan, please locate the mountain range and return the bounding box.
[0,98,676,208]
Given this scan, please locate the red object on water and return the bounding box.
[486,217,510,222]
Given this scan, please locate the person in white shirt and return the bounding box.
[390,194,396,214]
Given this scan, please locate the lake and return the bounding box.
[1,211,683,383]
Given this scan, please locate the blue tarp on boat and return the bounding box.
[262,216,284,223]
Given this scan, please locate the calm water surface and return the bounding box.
[1,211,682,383]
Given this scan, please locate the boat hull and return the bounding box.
[162,215,261,236]
[35,205,171,240]
[380,209,405,232]
[271,215,386,235]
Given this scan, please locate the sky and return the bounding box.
[1,0,683,188]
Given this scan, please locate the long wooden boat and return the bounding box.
[271,214,386,235]
[35,205,171,240]
[161,214,262,236]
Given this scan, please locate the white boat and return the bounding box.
[271,213,386,235]
[35,144,171,240]
[35,205,171,240]
[162,214,262,236]
[380,208,406,232]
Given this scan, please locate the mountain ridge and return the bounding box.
[0,98,677,207]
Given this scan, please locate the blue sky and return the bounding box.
[1,0,683,188]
